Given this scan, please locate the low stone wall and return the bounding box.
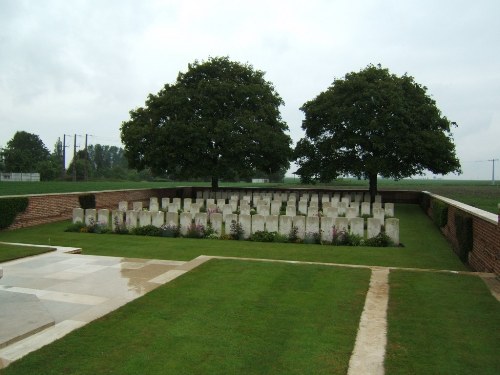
[423,192,499,275]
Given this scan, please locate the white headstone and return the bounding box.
[184,198,192,212]
[126,210,138,229]
[196,191,203,199]
[73,208,84,223]
[373,207,385,222]
[326,207,338,218]
[152,211,165,227]
[161,198,170,209]
[321,217,334,242]
[375,194,382,203]
[266,215,279,232]
[239,214,251,239]
[210,213,223,235]
[172,198,181,211]
[286,205,296,217]
[349,217,364,237]
[225,214,238,235]
[132,202,142,211]
[306,216,320,236]
[190,203,201,214]
[240,204,251,215]
[298,201,308,215]
[307,206,318,217]
[111,210,124,230]
[251,214,265,233]
[338,202,347,216]
[321,195,330,204]
[257,203,270,217]
[165,212,178,227]
[196,198,204,206]
[334,217,349,232]
[194,212,207,228]
[372,202,382,210]
[97,209,110,226]
[85,209,96,226]
[341,196,350,205]
[230,199,238,212]
[361,202,371,216]
[279,215,293,237]
[168,203,178,213]
[384,203,394,217]
[139,211,152,227]
[367,218,381,238]
[346,207,358,219]
[223,204,233,222]
[271,201,281,216]
[118,201,128,211]
[322,202,332,209]
[150,197,159,210]
[206,198,215,206]
[385,218,399,245]
[180,212,192,236]
[292,215,305,239]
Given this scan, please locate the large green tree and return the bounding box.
[121,56,293,188]
[2,131,51,174]
[294,64,461,200]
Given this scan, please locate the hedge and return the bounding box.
[454,212,473,262]
[78,194,96,209]
[431,199,448,228]
[0,197,29,229]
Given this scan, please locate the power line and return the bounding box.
[488,158,499,185]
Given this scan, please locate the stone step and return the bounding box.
[0,291,55,349]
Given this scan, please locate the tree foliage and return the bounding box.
[294,64,461,199]
[121,56,292,188]
[2,131,50,173]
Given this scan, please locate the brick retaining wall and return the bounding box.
[424,192,499,275]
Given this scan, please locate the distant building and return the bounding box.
[251,178,269,183]
[0,173,40,182]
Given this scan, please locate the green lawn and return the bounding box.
[1,260,371,375]
[0,243,54,262]
[386,271,500,374]
[0,204,467,271]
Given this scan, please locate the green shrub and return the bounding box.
[420,193,431,212]
[78,194,96,209]
[288,226,300,243]
[431,200,448,228]
[160,224,180,237]
[0,197,29,229]
[364,232,393,247]
[273,233,289,243]
[304,232,321,244]
[250,230,276,242]
[454,213,473,262]
[229,220,244,240]
[185,223,205,238]
[132,225,163,236]
[65,222,87,232]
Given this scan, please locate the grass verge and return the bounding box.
[0,259,371,375]
[386,270,500,374]
[0,204,467,271]
[0,243,54,263]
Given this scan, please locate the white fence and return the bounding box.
[0,173,40,182]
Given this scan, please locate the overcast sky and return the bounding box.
[1,0,499,180]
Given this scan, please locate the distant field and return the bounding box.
[0,178,498,213]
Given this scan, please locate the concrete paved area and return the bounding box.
[0,246,209,369]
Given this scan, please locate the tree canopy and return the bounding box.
[121,56,293,188]
[294,64,461,199]
[1,131,51,176]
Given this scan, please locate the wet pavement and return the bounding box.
[0,246,206,369]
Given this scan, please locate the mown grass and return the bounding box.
[0,204,467,271]
[386,271,500,374]
[0,260,371,375]
[0,243,54,263]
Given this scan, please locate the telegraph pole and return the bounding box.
[84,134,89,181]
[488,158,499,185]
[72,134,81,182]
[61,134,70,179]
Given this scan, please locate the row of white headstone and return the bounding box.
[195,190,383,203]
[73,208,399,245]
[118,197,394,219]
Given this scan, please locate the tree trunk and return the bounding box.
[369,173,378,203]
[211,176,219,190]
